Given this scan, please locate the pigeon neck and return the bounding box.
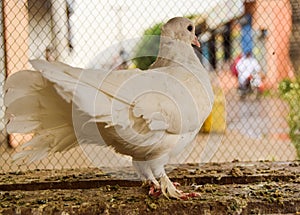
[151,37,200,68]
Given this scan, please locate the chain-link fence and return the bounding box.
[1,0,299,173]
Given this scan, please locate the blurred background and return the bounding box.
[1,0,300,172]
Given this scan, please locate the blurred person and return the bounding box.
[236,52,264,98]
[230,53,242,77]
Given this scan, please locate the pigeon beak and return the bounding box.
[192,36,200,47]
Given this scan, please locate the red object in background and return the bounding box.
[230,54,242,77]
[258,82,265,93]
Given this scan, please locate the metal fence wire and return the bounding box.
[1,0,300,172]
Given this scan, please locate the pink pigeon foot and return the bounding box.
[179,192,201,200]
[149,185,162,197]
[173,182,181,187]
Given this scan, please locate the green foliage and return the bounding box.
[133,23,163,70]
[133,15,198,70]
[279,78,300,158]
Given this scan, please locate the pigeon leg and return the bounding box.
[160,175,200,200]
[160,175,183,199]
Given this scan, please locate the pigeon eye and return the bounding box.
[187,25,193,32]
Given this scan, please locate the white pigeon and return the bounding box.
[5,17,214,199]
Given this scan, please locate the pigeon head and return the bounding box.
[161,17,200,47]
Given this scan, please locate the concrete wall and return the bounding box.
[3,0,31,147]
[3,0,30,74]
[0,1,7,144]
[252,0,294,88]
[28,0,53,60]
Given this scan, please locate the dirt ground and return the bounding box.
[0,161,299,214]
